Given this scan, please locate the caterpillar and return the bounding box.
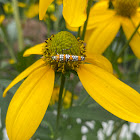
[51,54,85,62]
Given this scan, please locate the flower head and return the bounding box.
[86,0,140,58]
[42,31,85,72]
[114,0,139,17]
[3,31,140,140]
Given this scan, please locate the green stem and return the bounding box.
[113,23,140,63]
[81,0,92,40]
[135,59,140,71]
[45,16,51,38]
[41,121,54,139]
[77,26,81,38]
[55,74,66,138]
[0,25,17,62]
[12,0,24,51]
[54,4,60,33]
[70,91,74,107]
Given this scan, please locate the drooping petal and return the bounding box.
[66,22,79,32]
[87,1,115,30]
[122,16,140,58]
[87,9,115,30]
[92,0,109,11]
[84,29,94,43]
[86,16,121,54]
[77,64,140,123]
[131,12,140,25]
[23,43,44,57]
[63,0,87,27]
[6,66,55,140]
[39,0,54,20]
[3,59,45,97]
[85,53,113,73]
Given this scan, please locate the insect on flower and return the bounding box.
[46,46,85,62]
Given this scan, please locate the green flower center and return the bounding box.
[42,31,86,73]
[114,0,139,17]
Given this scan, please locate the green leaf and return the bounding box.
[86,133,98,140]
[132,133,140,140]
[0,79,21,94]
[33,126,52,140]
[62,124,82,140]
[15,47,37,73]
[0,79,20,128]
[64,105,119,121]
[0,85,13,128]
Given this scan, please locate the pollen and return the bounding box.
[42,31,86,73]
[114,0,139,17]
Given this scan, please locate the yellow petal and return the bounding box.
[87,1,115,30]
[131,12,140,25]
[0,15,5,24]
[25,3,39,18]
[63,0,87,27]
[92,1,109,11]
[85,53,113,73]
[66,22,79,32]
[18,2,26,8]
[23,43,44,57]
[78,64,140,123]
[84,29,94,43]
[39,0,54,20]
[87,16,121,54]
[6,66,55,140]
[137,7,140,12]
[3,59,45,97]
[122,16,140,58]
[87,8,115,30]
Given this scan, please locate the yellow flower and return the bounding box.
[8,59,15,64]
[39,0,87,27]
[0,15,5,24]
[25,3,56,19]
[4,2,26,14]
[18,2,26,8]
[47,3,55,13]
[3,3,13,14]
[49,86,78,108]
[50,14,57,21]
[25,3,39,18]
[117,57,123,64]
[86,0,140,58]
[3,31,140,140]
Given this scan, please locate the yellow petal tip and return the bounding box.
[39,15,43,20]
[3,91,7,98]
[23,52,29,57]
